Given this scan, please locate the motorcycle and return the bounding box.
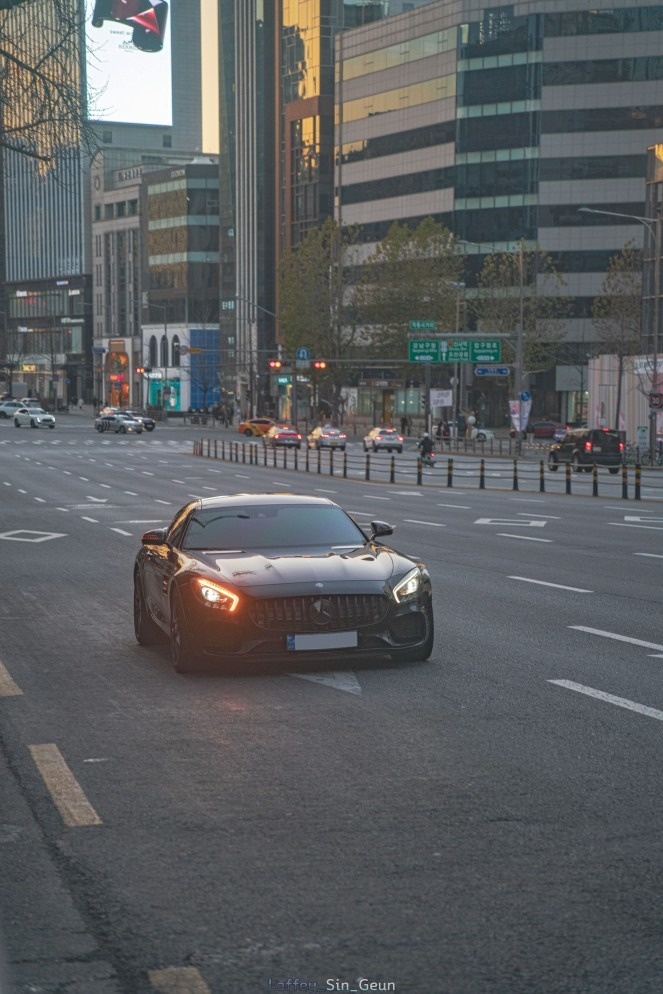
[420,450,436,468]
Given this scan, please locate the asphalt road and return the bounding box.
[0,417,662,994]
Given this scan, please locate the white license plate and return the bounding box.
[287,631,358,651]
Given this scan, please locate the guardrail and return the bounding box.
[190,439,663,501]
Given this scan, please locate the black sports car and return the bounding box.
[133,493,434,673]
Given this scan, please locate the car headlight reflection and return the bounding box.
[194,578,240,612]
[392,568,422,603]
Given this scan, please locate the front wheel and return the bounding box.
[397,447,403,454]
[120,425,126,433]
[548,455,558,471]
[243,428,253,436]
[145,425,155,432]
[393,609,434,663]
[30,419,37,428]
[170,590,202,673]
[48,424,55,429]
[134,574,165,645]
[609,466,620,475]
[14,418,20,427]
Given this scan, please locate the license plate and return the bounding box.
[287,631,358,651]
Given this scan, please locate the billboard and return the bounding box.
[85,0,172,126]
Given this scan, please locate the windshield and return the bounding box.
[181,504,366,551]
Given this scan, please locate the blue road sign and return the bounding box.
[296,347,310,361]
[475,366,510,377]
[520,390,531,401]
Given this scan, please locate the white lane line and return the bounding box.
[517,512,561,519]
[290,671,361,695]
[510,497,546,503]
[498,533,553,543]
[110,528,132,536]
[62,470,72,475]
[202,486,217,491]
[171,479,187,484]
[363,494,390,500]
[81,516,98,523]
[233,474,251,479]
[315,488,337,493]
[56,507,69,512]
[437,503,471,509]
[635,552,663,559]
[389,491,422,496]
[154,499,171,505]
[404,519,446,527]
[549,680,663,722]
[142,471,155,476]
[476,518,546,527]
[33,497,46,503]
[99,483,111,489]
[18,489,27,494]
[511,576,591,591]
[79,477,88,481]
[609,522,663,531]
[570,625,663,652]
[124,490,138,495]
[348,510,373,516]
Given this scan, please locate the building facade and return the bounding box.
[335,0,663,428]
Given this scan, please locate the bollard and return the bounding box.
[272,445,277,467]
[221,440,225,460]
[317,448,322,474]
[622,463,628,499]
[263,444,267,466]
[513,458,519,491]
[242,442,246,463]
[294,447,298,471]
[365,453,370,481]
[282,446,287,469]
[539,459,545,493]
[635,464,641,501]
[390,455,395,484]
[565,462,571,494]
[416,457,422,486]
[447,457,453,488]
[305,446,310,472]
[479,458,485,490]
[329,449,334,476]
[207,438,211,457]
[343,450,347,479]
[214,439,218,459]
[592,463,598,497]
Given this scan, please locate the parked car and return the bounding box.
[530,420,567,438]
[123,410,156,431]
[238,417,275,437]
[363,427,404,453]
[263,424,302,449]
[133,493,434,673]
[0,400,24,418]
[307,425,347,450]
[13,406,55,429]
[19,398,43,408]
[548,427,623,474]
[94,413,144,434]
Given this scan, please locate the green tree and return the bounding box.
[354,217,463,362]
[472,242,570,392]
[279,218,362,419]
[591,239,643,429]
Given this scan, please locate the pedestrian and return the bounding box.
[442,420,450,444]
[400,415,408,435]
[78,397,84,410]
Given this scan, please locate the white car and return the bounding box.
[0,399,24,418]
[13,406,56,429]
[94,413,143,434]
[471,427,494,442]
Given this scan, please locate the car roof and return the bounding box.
[190,493,336,511]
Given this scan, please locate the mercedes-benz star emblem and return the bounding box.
[310,598,335,627]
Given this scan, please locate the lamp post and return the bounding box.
[235,294,278,421]
[446,281,466,431]
[579,207,660,462]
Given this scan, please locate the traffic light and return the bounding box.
[313,360,327,369]
[268,358,282,369]
[136,366,145,374]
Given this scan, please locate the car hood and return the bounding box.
[188,544,404,593]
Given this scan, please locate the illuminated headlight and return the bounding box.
[194,578,239,612]
[392,568,422,603]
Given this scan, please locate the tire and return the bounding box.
[571,454,582,473]
[548,455,558,471]
[0,412,6,418]
[96,424,104,432]
[244,428,253,436]
[146,425,155,432]
[14,419,20,428]
[30,419,37,428]
[48,424,55,429]
[476,432,487,441]
[393,608,434,663]
[133,574,165,645]
[397,447,403,454]
[609,467,620,475]
[170,590,201,673]
[120,426,126,434]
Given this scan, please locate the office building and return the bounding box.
[335,0,663,424]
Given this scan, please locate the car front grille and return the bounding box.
[251,594,388,632]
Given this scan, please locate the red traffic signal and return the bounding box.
[313,360,327,369]
[268,358,282,369]
[136,366,145,374]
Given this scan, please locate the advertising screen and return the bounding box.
[85,0,172,127]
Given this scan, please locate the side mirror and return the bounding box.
[370,520,393,540]
[141,528,167,545]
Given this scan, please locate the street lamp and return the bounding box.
[235,294,279,421]
[446,281,465,430]
[579,206,660,462]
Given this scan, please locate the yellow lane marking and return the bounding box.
[0,661,22,696]
[28,744,102,827]
[148,967,212,993]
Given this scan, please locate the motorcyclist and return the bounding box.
[418,431,434,462]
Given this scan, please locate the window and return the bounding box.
[172,335,180,367]
[160,336,168,366]
[162,135,172,148]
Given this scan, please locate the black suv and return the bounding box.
[548,428,623,474]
